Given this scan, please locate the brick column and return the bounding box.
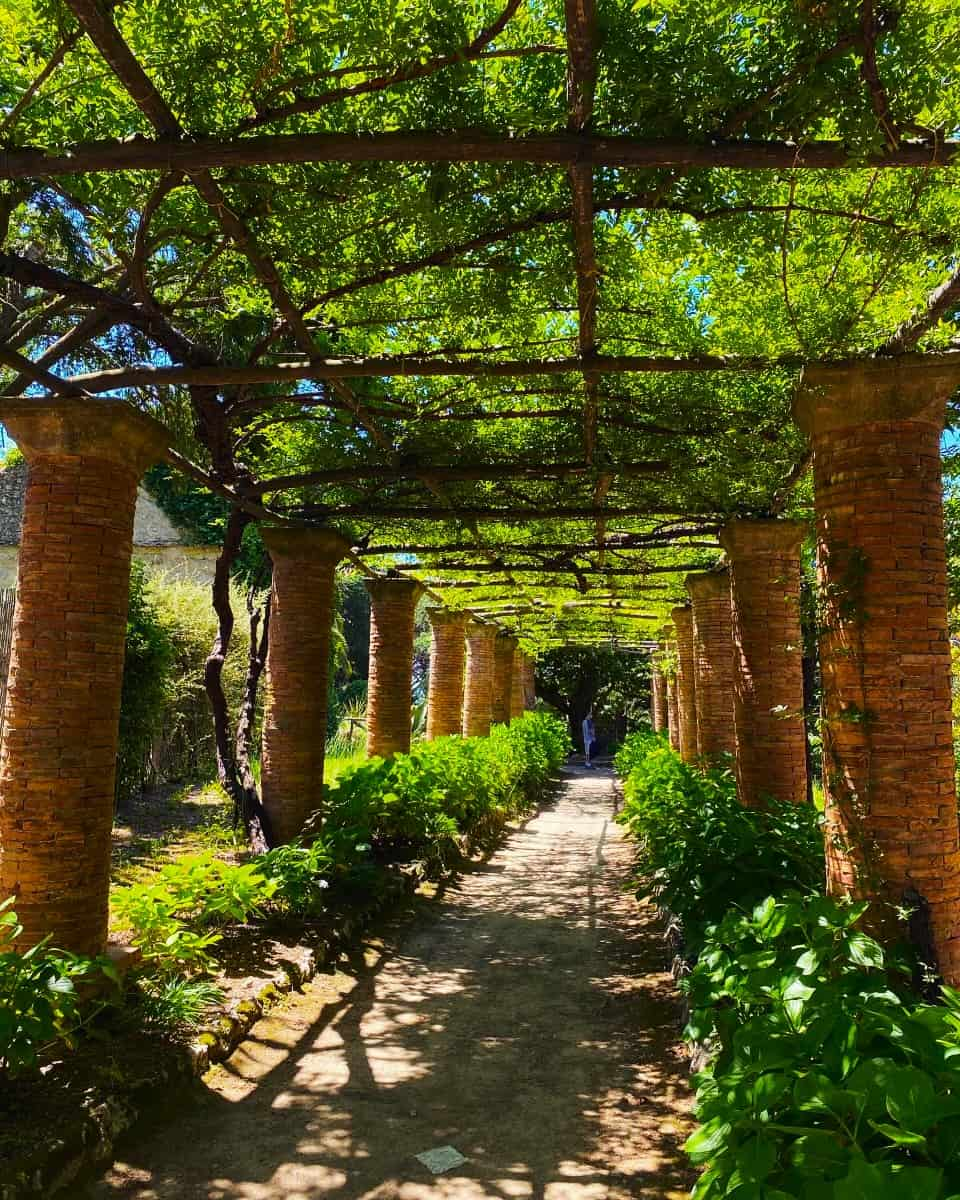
[671,607,698,764]
[521,654,536,709]
[365,577,422,759]
[666,673,680,752]
[0,399,166,953]
[718,519,807,808]
[794,359,960,981]
[463,623,497,736]
[261,528,350,843]
[650,643,669,733]
[685,571,736,765]
[508,647,524,720]
[490,633,517,726]
[425,607,467,740]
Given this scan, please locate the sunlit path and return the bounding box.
[85,766,693,1200]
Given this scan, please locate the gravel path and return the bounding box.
[85,765,694,1200]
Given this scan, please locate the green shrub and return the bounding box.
[319,712,569,868]
[112,853,277,974]
[0,899,117,1077]
[140,573,250,788]
[258,839,335,916]
[614,733,823,954]
[685,893,960,1199]
[117,560,175,804]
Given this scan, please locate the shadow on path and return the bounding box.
[84,766,694,1200]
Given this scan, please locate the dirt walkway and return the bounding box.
[85,766,694,1200]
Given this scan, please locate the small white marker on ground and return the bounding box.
[415,1146,468,1175]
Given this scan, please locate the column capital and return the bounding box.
[426,605,468,629]
[793,357,960,437]
[1,397,168,473]
[671,605,693,629]
[261,526,352,563]
[364,575,423,603]
[466,620,498,640]
[718,518,806,560]
[684,570,729,601]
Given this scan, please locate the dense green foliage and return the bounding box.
[0,899,117,1078]
[117,568,250,801]
[14,3,960,649]
[319,710,570,868]
[614,731,960,1198]
[535,646,651,747]
[117,561,176,804]
[614,731,823,954]
[686,896,960,1200]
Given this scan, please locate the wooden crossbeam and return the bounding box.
[3,133,958,181]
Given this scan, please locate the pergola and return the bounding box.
[3,2,960,977]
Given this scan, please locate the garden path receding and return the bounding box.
[83,766,693,1200]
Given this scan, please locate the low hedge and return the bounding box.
[615,733,960,1199]
[315,711,570,870]
[613,730,823,956]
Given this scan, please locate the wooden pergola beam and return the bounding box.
[253,459,672,490]
[292,503,701,519]
[3,133,958,181]
[395,561,710,574]
[37,350,808,394]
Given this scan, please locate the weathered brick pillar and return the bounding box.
[0,399,167,953]
[685,571,736,765]
[521,654,537,709]
[365,577,422,758]
[463,622,497,736]
[491,633,517,726]
[509,646,525,720]
[718,519,807,808]
[794,359,960,981]
[261,528,350,843]
[671,606,698,764]
[666,672,680,752]
[425,607,467,740]
[650,643,669,733]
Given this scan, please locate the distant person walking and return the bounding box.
[582,711,596,768]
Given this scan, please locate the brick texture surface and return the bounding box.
[463,623,497,736]
[671,607,698,764]
[521,654,536,710]
[686,572,737,765]
[651,643,669,733]
[365,578,421,759]
[666,673,680,751]
[261,529,348,844]
[509,647,525,720]
[0,402,166,953]
[425,608,467,740]
[796,362,960,982]
[719,519,808,807]
[491,633,517,726]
